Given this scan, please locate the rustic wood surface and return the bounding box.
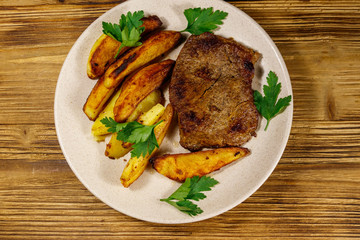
[1,0,359,239]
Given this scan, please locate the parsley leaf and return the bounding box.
[176,200,203,217]
[182,7,228,35]
[101,117,162,158]
[102,22,122,41]
[102,11,145,57]
[100,116,128,133]
[160,176,219,216]
[254,71,292,131]
[130,133,159,158]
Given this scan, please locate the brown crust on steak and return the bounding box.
[169,32,260,151]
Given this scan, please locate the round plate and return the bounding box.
[54,0,293,224]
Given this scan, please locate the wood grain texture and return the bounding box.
[1,0,359,239]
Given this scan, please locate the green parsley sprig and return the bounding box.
[100,117,162,158]
[160,176,219,216]
[254,71,292,131]
[102,11,145,57]
[182,7,228,35]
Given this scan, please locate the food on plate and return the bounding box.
[92,89,163,141]
[113,59,175,122]
[91,86,122,141]
[181,7,228,35]
[160,175,219,217]
[120,103,168,149]
[83,30,181,121]
[254,71,292,130]
[169,32,261,151]
[83,75,115,121]
[105,133,131,159]
[102,11,148,58]
[105,102,166,159]
[151,147,250,182]
[120,104,174,187]
[103,30,181,89]
[77,5,292,219]
[87,15,163,79]
[136,103,166,125]
[85,78,163,125]
[126,89,164,123]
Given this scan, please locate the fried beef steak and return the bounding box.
[169,32,260,151]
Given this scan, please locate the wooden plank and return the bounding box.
[0,0,359,239]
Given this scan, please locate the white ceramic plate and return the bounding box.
[54,0,293,224]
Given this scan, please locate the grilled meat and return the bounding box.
[169,32,260,151]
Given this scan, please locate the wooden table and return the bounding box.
[1,0,359,239]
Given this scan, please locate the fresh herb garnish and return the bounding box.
[160,176,219,216]
[100,117,162,158]
[102,11,145,57]
[254,71,292,131]
[182,7,228,35]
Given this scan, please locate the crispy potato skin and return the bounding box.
[113,59,175,122]
[87,16,163,79]
[87,34,124,79]
[104,31,181,88]
[83,30,181,121]
[120,104,174,187]
[150,147,250,182]
[83,75,115,120]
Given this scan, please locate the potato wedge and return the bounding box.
[105,102,166,159]
[150,147,250,182]
[122,103,166,149]
[120,104,174,187]
[83,75,114,120]
[87,16,163,79]
[137,103,167,125]
[91,86,122,138]
[83,30,181,120]
[104,133,131,159]
[113,59,174,122]
[92,89,163,140]
[126,90,164,122]
[104,31,181,89]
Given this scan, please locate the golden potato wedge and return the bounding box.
[87,34,121,79]
[113,59,174,122]
[120,104,174,187]
[105,133,132,159]
[104,31,181,89]
[83,30,181,120]
[92,89,163,140]
[83,75,114,120]
[150,147,250,182]
[91,86,122,138]
[105,102,166,159]
[136,103,166,125]
[126,90,164,122]
[121,103,167,149]
[87,16,163,79]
